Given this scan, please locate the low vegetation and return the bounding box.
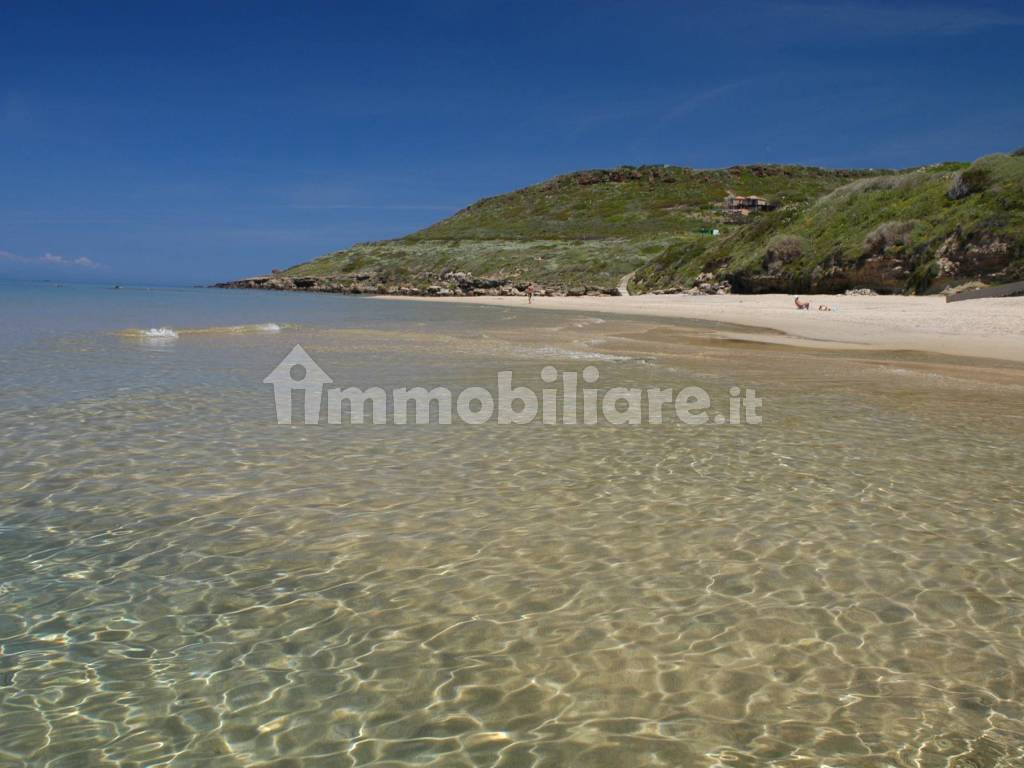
[233,151,1024,296]
[634,152,1024,294]
[277,165,878,293]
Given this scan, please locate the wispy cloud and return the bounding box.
[658,82,750,125]
[778,2,1024,36]
[570,82,750,139]
[626,81,751,158]
[41,253,100,268]
[0,250,101,269]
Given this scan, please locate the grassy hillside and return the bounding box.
[226,150,1024,296]
[281,165,879,291]
[634,153,1024,294]
[407,165,878,240]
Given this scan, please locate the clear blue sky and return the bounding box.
[2,1,1022,284]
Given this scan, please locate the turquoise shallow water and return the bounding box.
[1,282,1023,767]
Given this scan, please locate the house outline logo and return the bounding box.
[263,344,333,424]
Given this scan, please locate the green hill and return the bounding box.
[406,165,874,240]
[220,150,1024,296]
[264,165,881,294]
[634,152,1024,294]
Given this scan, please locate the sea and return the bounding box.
[1,280,1022,767]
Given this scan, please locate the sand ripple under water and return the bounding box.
[1,317,1023,767]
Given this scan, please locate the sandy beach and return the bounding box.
[385,293,1024,364]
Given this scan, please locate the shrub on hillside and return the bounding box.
[906,260,939,295]
[948,164,992,200]
[1012,146,1024,157]
[817,172,927,207]
[763,234,808,266]
[863,221,916,255]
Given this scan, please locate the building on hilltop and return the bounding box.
[724,192,775,214]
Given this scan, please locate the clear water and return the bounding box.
[1,282,1022,767]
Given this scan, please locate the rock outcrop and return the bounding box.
[214,270,619,298]
[934,230,1014,282]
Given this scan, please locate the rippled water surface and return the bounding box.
[1,283,1023,767]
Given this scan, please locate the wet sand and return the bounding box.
[382,293,1024,364]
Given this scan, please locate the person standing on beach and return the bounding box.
[527,283,535,304]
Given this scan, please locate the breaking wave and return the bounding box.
[142,327,179,339]
[119,323,283,339]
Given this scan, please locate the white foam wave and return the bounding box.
[144,327,179,339]
[530,346,632,361]
[120,322,283,339]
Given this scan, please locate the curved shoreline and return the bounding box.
[378,293,1024,365]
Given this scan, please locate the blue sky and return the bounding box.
[2,1,1022,284]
